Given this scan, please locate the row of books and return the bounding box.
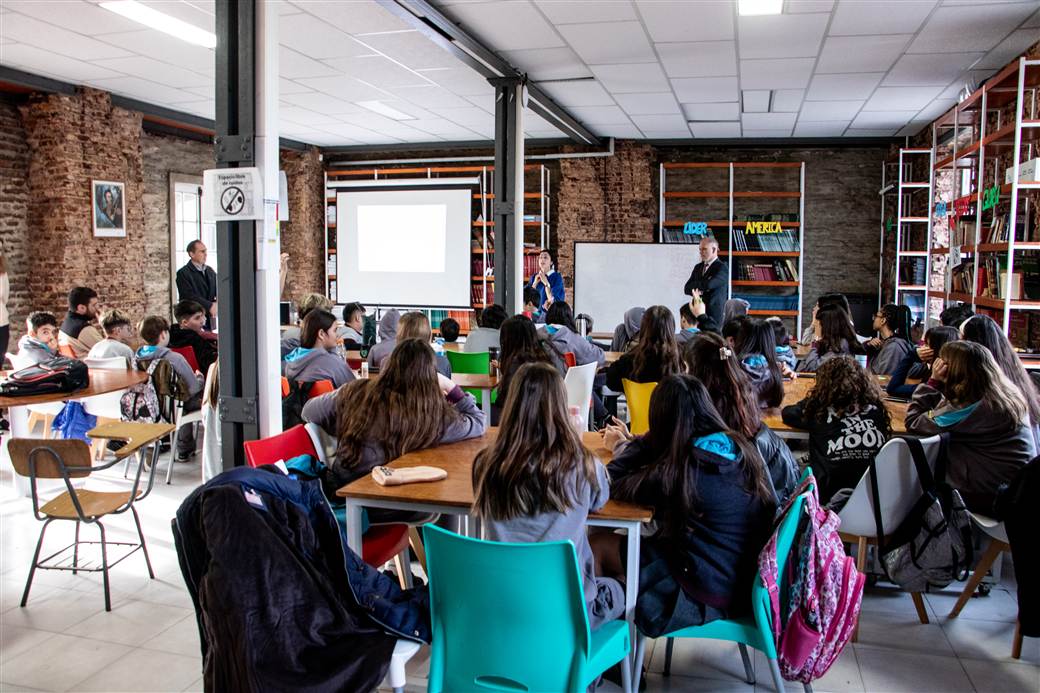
[732,229,799,252]
[734,259,799,282]
[662,229,708,243]
[950,262,974,294]
[430,310,475,333]
[1008,312,1040,352]
[975,255,1040,300]
[472,259,494,276]
[471,285,494,305]
[732,293,799,312]
[981,211,1036,244]
[899,257,927,286]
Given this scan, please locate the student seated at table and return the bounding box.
[521,287,542,323]
[169,300,218,375]
[799,292,868,346]
[605,305,680,392]
[683,332,798,505]
[940,303,974,328]
[438,317,460,343]
[723,298,750,325]
[767,317,797,371]
[735,319,786,408]
[906,341,1036,514]
[797,304,866,372]
[781,356,891,508]
[492,315,566,425]
[366,309,400,370]
[592,374,776,638]
[16,311,58,366]
[676,301,700,346]
[60,286,104,358]
[721,314,749,348]
[961,314,1040,435]
[886,325,959,399]
[610,307,644,353]
[396,312,451,377]
[282,308,354,389]
[338,302,366,349]
[136,315,203,461]
[464,304,506,354]
[542,302,607,424]
[303,339,486,507]
[281,293,333,356]
[474,362,623,629]
[866,304,913,376]
[87,309,135,365]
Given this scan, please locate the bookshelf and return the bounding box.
[659,161,805,333]
[892,148,934,325]
[929,56,1040,353]
[324,163,551,333]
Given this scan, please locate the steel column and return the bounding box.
[492,78,524,313]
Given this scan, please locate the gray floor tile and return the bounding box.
[942,617,1040,665]
[0,633,133,692]
[854,607,956,656]
[856,648,974,693]
[752,644,862,692]
[960,656,1040,693]
[925,586,1021,624]
[0,587,106,634]
[70,647,201,692]
[65,598,193,647]
[0,624,56,665]
[646,636,757,682]
[140,614,202,658]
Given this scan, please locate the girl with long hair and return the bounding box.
[397,311,452,376]
[867,304,913,375]
[906,340,1036,513]
[492,315,566,424]
[734,318,785,408]
[961,314,1040,431]
[886,325,959,399]
[474,362,623,628]
[281,308,354,388]
[782,356,892,506]
[592,374,776,637]
[797,304,865,372]
[683,332,798,504]
[605,305,681,391]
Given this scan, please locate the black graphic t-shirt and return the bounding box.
[780,401,889,504]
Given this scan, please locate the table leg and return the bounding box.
[345,500,364,557]
[3,405,31,497]
[625,523,640,692]
[480,387,491,424]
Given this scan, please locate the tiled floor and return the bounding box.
[0,454,1036,693]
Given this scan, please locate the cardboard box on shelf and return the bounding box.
[1005,158,1039,184]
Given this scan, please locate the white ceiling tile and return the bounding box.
[86,76,200,105]
[320,122,399,142]
[741,112,798,129]
[173,100,214,119]
[613,92,681,114]
[864,86,944,111]
[277,1,304,16]
[0,13,133,60]
[2,0,144,34]
[689,121,742,137]
[806,72,884,100]
[296,0,412,35]
[539,80,615,107]
[883,52,986,86]
[439,1,564,51]
[356,31,461,70]
[740,58,815,89]
[671,76,739,103]
[914,98,958,122]
[183,86,214,98]
[0,43,123,82]
[418,67,490,95]
[285,92,367,114]
[799,100,864,120]
[845,128,899,137]
[829,1,937,36]
[408,118,483,137]
[816,35,912,74]
[851,110,920,128]
[534,0,637,24]
[684,102,740,121]
[738,13,828,59]
[527,130,565,139]
[339,117,435,141]
[594,123,644,138]
[772,89,804,113]
[279,46,340,79]
[641,128,693,138]
[786,0,835,12]
[464,93,496,113]
[294,75,389,101]
[742,128,794,138]
[636,0,734,42]
[426,106,492,129]
[896,121,930,137]
[742,90,771,113]
[138,1,214,31]
[279,13,367,59]
[793,121,849,137]
[279,106,343,126]
[910,4,1036,53]
[280,78,313,95]
[1025,7,1040,27]
[94,30,214,75]
[630,113,688,130]
[523,111,558,131]
[589,63,669,93]
[656,41,737,78]
[556,21,656,63]
[388,85,474,109]
[500,47,593,81]
[567,105,634,125]
[975,29,1039,70]
[90,55,211,88]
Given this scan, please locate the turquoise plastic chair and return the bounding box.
[445,350,496,406]
[633,488,814,693]
[423,524,631,693]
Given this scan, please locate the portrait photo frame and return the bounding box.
[92,180,126,237]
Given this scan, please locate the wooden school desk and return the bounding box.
[451,373,499,421]
[338,429,652,680]
[764,375,909,440]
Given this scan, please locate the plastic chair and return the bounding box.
[243,424,413,587]
[423,524,631,693]
[635,491,812,693]
[164,363,216,485]
[621,379,657,435]
[168,345,201,373]
[446,350,493,405]
[58,343,77,359]
[564,362,597,431]
[80,357,133,460]
[836,435,943,633]
[563,351,577,368]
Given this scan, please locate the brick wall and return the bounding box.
[280,147,325,300]
[0,95,30,342]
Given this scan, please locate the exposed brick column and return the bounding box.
[280,147,325,300]
[0,96,31,342]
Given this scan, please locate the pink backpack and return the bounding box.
[759,474,864,683]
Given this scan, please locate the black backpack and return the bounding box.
[282,379,315,429]
[0,357,89,397]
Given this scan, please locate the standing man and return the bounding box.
[176,240,218,330]
[683,236,729,327]
[59,286,104,358]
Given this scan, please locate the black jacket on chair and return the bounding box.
[683,260,729,327]
[995,455,1039,637]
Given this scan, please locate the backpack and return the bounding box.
[121,358,163,423]
[761,474,864,683]
[282,379,315,429]
[0,356,88,397]
[869,435,972,592]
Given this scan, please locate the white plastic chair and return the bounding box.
[167,363,217,484]
[385,639,421,693]
[836,435,944,634]
[563,362,597,431]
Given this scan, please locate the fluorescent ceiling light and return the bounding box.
[357,100,415,120]
[100,0,216,48]
[738,0,783,15]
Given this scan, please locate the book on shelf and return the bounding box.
[953,217,975,246]
[732,228,799,252]
[950,263,974,294]
[662,229,702,243]
[734,259,799,282]
[732,293,799,312]
[985,211,1036,244]
[899,257,927,285]
[326,205,336,224]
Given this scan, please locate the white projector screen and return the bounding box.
[336,187,472,307]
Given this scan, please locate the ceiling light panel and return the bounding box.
[99,1,215,48]
[738,13,828,59]
[637,0,734,42]
[738,0,783,16]
[656,41,737,79]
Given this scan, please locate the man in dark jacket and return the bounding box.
[683,236,728,327]
[176,240,218,330]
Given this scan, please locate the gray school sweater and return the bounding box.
[481,461,625,630]
[282,347,355,388]
[135,345,203,396]
[541,325,606,367]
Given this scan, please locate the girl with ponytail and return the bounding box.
[868,303,914,375]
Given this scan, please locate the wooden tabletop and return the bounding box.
[337,428,652,523]
[452,373,499,389]
[87,421,176,460]
[604,351,623,364]
[0,368,148,408]
[763,375,908,434]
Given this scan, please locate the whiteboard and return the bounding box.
[573,242,708,331]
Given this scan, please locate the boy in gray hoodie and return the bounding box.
[15,311,59,367]
[136,315,203,461]
[366,309,401,369]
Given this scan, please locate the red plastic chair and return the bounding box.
[563,351,577,368]
[243,425,412,583]
[308,380,335,398]
[169,345,200,373]
[58,344,77,359]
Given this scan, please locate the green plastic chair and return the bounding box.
[445,350,496,405]
[423,524,631,693]
[633,487,814,693]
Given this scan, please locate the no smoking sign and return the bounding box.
[203,167,264,221]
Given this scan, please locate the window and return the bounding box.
[169,175,216,305]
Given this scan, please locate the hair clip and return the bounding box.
[719,347,733,360]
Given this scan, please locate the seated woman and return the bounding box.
[867,304,914,376]
[492,315,566,425]
[905,340,1036,514]
[396,311,452,377]
[683,331,798,505]
[781,356,892,507]
[605,305,681,392]
[734,318,785,408]
[592,374,776,638]
[282,308,354,389]
[303,339,486,516]
[887,325,959,399]
[797,304,865,372]
[961,314,1040,436]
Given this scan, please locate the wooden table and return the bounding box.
[604,351,623,365]
[451,373,499,422]
[763,375,908,440]
[337,428,651,685]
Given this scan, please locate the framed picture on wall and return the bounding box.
[92,180,125,237]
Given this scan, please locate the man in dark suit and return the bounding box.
[176,240,218,330]
[683,236,728,327]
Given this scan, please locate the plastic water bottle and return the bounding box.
[433,337,446,356]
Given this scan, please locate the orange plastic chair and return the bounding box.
[308,379,335,398]
[281,376,290,398]
[58,344,77,359]
[563,352,577,368]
